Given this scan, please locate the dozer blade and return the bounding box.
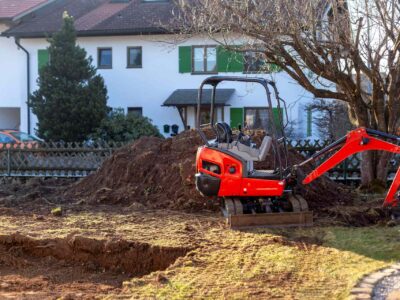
[228,211,313,229]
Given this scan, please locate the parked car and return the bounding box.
[0,130,42,149]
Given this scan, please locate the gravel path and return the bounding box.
[372,271,400,300]
[350,263,400,300]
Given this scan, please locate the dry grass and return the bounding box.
[123,226,400,300]
[1,207,400,299]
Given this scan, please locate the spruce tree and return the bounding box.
[30,13,109,142]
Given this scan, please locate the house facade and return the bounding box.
[0,0,53,131]
[2,0,318,139]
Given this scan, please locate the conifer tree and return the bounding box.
[30,13,109,142]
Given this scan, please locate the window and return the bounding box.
[0,133,14,143]
[244,51,265,73]
[98,48,112,69]
[244,108,270,130]
[127,107,143,117]
[192,46,217,73]
[199,107,219,126]
[127,47,142,68]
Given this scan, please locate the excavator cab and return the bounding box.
[194,76,312,228]
[196,76,288,177]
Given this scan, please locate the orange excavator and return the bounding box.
[194,76,400,228]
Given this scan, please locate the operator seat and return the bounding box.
[215,121,273,162]
[234,135,273,162]
[214,124,278,179]
[258,135,273,161]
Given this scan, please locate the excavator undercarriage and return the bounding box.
[223,196,312,228]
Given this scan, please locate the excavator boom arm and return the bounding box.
[300,128,400,208]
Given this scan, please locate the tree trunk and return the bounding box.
[360,151,375,187]
[376,151,391,185]
[348,98,392,189]
[360,150,391,191]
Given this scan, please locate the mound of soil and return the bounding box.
[67,130,211,210]
[66,129,354,212]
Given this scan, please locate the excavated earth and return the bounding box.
[0,130,394,298]
[65,129,388,226]
[66,129,354,210]
[0,196,397,299]
[0,233,188,299]
[0,200,217,299]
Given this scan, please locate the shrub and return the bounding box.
[90,108,162,142]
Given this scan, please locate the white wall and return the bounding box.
[0,23,25,130]
[20,34,317,138]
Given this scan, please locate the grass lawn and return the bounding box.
[124,226,400,300]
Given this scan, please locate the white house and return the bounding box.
[0,0,53,131]
[2,0,318,139]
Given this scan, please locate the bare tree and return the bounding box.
[175,0,400,187]
[307,99,353,140]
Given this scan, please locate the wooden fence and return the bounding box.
[0,139,397,181]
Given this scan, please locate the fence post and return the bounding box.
[7,149,11,177]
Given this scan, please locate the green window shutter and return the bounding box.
[38,49,49,71]
[230,108,244,130]
[217,46,244,73]
[179,46,191,73]
[306,109,312,137]
[272,107,284,131]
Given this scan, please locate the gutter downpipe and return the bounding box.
[14,37,31,134]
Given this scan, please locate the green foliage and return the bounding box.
[30,14,109,142]
[90,108,162,142]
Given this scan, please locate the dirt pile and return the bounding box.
[66,129,354,212]
[66,130,213,210]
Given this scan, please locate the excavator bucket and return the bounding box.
[228,212,313,229]
[224,197,313,229]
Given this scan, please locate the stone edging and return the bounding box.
[350,263,400,300]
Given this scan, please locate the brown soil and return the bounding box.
[0,190,396,298]
[0,232,189,299]
[315,199,390,226]
[66,129,354,212]
[0,177,74,213]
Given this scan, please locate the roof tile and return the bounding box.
[0,0,49,19]
[4,0,179,37]
[74,2,130,31]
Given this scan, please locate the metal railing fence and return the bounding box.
[0,139,397,182]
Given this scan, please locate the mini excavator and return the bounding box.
[194,76,400,228]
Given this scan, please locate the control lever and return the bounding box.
[236,124,244,145]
